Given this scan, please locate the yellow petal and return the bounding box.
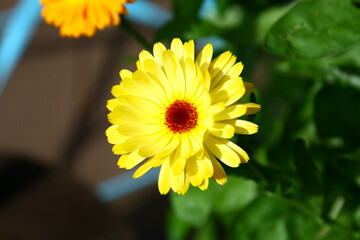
[186,155,199,177]
[130,70,168,105]
[123,130,164,153]
[111,84,127,98]
[118,151,146,169]
[118,153,129,168]
[143,59,172,99]
[208,123,235,139]
[106,98,120,111]
[184,58,197,98]
[220,138,249,163]
[106,125,127,144]
[139,50,155,65]
[225,61,244,79]
[198,178,209,191]
[153,134,180,167]
[188,130,204,156]
[204,134,240,167]
[136,60,144,71]
[112,143,127,155]
[222,119,259,135]
[179,172,190,195]
[198,150,214,179]
[182,40,195,62]
[180,133,192,158]
[207,150,227,185]
[162,50,186,99]
[190,172,203,187]
[153,42,167,66]
[196,43,213,72]
[210,77,246,106]
[209,52,236,89]
[210,102,225,115]
[236,102,261,115]
[170,170,185,194]
[119,69,133,80]
[210,59,242,90]
[133,157,156,178]
[214,104,247,121]
[118,123,162,136]
[138,132,172,157]
[170,145,187,176]
[109,104,160,125]
[158,159,171,195]
[170,38,183,60]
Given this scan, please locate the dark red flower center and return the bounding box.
[165,100,198,134]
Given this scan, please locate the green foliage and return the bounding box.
[151,0,360,239]
[265,0,360,59]
[170,176,258,228]
[314,85,360,146]
[155,0,204,41]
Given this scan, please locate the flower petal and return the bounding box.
[170,38,183,60]
[162,50,186,100]
[207,150,227,185]
[198,178,209,191]
[133,157,156,178]
[196,43,213,72]
[222,119,259,135]
[214,104,247,121]
[209,52,236,89]
[158,159,171,195]
[182,40,195,62]
[210,77,246,106]
[220,138,249,163]
[198,150,214,179]
[153,42,167,66]
[236,102,261,115]
[208,123,235,139]
[119,69,133,80]
[204,134,240,167]
[170,170,185,193]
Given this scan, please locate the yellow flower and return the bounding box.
[106,38,260,195]
[41,0,135,38]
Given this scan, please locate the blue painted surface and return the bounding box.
[0,0,42,96]
[95,168,160,202]
[199,0,217,19]
[126,0,172,28]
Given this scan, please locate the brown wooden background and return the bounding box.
[0,1,171,239]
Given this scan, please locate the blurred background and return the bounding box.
[1,0,360,239]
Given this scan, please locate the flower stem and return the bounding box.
[120,17,152,50]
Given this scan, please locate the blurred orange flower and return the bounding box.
[40,0,135,38]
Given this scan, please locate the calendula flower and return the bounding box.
[106,38,260,195]
[41,0,135,38]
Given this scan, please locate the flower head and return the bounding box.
[106,38,260,195]
[41,0,135,38]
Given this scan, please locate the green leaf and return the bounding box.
[293,139,323,195]
[231,194,320,240]
[314,84,360,150]
[194,218,217,240]
[155,0,204,41]
[264,0,360,59]
[255,4,294,44]
[173,0,204,20]
[166,210,191,240]
[170,184,219,228]
[213,176,258,215]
